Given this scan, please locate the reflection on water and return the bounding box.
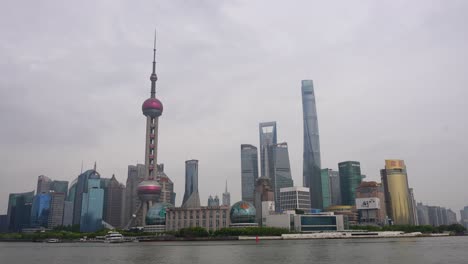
[1,237,468,264]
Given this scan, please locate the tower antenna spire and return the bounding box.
[150,29,157,98]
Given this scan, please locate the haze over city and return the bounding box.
[1,0,467,216]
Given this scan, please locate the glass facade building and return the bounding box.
[326,169,341,206]
[271,143,294,211]
[259,122,277,178]
[7,191,34,232]
[182,160,200,208]
[103,175,124,228]
[0,214,7,233]
[240,144,259,203]
[48,192,65,228]
[320,169,332,209]
[51,180,69,195]
[380,159,414,225]
[230,201,256,224]
[72,169,101,225]
[30,193,51,227]
[301,80,322,209]
[338,161,362,206]
[80,178,104,232]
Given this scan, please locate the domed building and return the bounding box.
[137,180,161,202]
[229,201,258,227]
[142,98,163,118]
[146,202,173,226]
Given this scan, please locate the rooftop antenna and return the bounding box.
[94,161,97,171]
[80,160,83,174]
[150,28,158,98]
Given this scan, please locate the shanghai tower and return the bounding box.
[301,80,323,209]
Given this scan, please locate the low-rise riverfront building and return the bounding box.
[230,201,258,228]
[325,205,358,227]
[166,206,230,232]
[266,211,344,232]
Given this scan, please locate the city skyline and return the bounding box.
[1,1,468,215]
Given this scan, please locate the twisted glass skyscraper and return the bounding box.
[301,80,322,209]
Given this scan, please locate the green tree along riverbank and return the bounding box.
[0,227,291,241]
[350,224,466,234]
[1,225,465,241]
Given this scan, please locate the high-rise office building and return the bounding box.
[80,178,104,232]
[461,206,468,229]
[440,207,448,225]
[124,164,145,225]
[355,181,387,225]
[427,206,442,226]
[416,203,430,225]
[222,180,231,206]
[241,144,259,203]
[133,33,164,226]
[63,179,76,226]
[320,169,332,209]
[259,122,277,178]
[62,201,73,226]
[72,167,100,225]
[30,193,51,228]
[157,164,176,205]
[279,186,311,211]
[380,159,414,225]
[446,209,457,224]
[0,215,7,233]
[323,169,341,206]
[338,161,362,206]
[51,180,69,195]
[182,160,201,208]
[32,176,68,228]
[409,188,419,225]
[102,175,124,228]
[417,203,456,226]
[36,175,52,194]
[271,143,294,211]
[7,191,34,232]
[301,80,322,210]
[47,192,65,228]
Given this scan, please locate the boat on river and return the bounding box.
[104,231,125,243]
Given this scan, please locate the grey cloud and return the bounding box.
[1,0,467,215]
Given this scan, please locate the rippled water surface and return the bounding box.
[1,236,467,264]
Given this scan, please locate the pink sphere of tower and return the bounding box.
[137,180,161,202]
[142,98,163,117]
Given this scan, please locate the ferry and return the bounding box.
[104,231,125,243]
[46,238,60,243]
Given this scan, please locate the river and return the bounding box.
[1,236,467,264]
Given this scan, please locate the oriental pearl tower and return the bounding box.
[134,33,163,227]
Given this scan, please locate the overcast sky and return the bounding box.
[1,0,467,215]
